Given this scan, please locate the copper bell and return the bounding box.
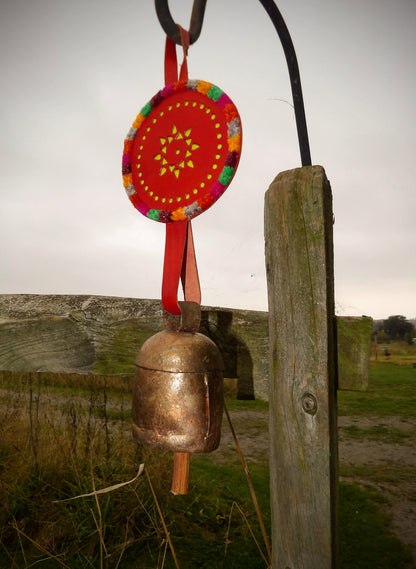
[132,302,224,493]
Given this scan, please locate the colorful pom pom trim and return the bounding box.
[122,79,242,223]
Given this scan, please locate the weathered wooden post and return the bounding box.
[265,165,338,569]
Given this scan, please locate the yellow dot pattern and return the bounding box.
[134,100,225,204]
[122,79,242,223]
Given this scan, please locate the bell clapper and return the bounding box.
[171,452,191,495]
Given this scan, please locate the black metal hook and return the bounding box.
[154,0,311,166]
[155,0,207,45]
[258,0,311,166]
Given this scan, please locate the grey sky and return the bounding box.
[0,0,415,319]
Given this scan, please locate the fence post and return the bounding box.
[264,165,339,569]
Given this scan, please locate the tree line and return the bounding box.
[374,315,415,344]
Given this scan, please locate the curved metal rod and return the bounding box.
[258,0,312,166]
[155,0,207,45]
[154,0,311,166]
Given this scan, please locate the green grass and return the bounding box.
[0,454,272,569]
[340,462,416,492]
[151,460,272,569]
[338,361,416,418]
[340,424,412,444]
[339,483,412,569]
[0,361,415,568]
[224,397,269,413]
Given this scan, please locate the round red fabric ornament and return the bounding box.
[122,79,242,223]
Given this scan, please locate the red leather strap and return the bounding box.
[162,222,187,315]
[162,222,200,314]
[181,222,201,305]
[162,30,200,315]
[164,26,190,86]
[178,27,190,81]
[164,35,178,85]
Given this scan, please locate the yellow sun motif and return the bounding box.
[154,125,199,178]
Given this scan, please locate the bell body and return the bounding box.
[132,329,224,453]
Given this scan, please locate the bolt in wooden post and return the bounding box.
[265,166,339,569]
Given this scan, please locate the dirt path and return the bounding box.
[216,409,416,565]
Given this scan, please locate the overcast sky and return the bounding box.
[1,0,415,320]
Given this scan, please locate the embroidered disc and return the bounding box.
[122,80,242,222]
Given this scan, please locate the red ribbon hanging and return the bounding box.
[161,30,201,315]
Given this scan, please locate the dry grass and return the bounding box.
[0,371,271,568]
[372,341,416,366]
[0,371,175,567]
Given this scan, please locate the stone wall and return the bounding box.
[0,294,270,400]
[0,294,372,400]
[336,316,373,391]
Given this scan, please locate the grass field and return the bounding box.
[338,361,416,418]
[0,341,415,568]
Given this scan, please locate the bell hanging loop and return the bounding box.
[155,0,207,45]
